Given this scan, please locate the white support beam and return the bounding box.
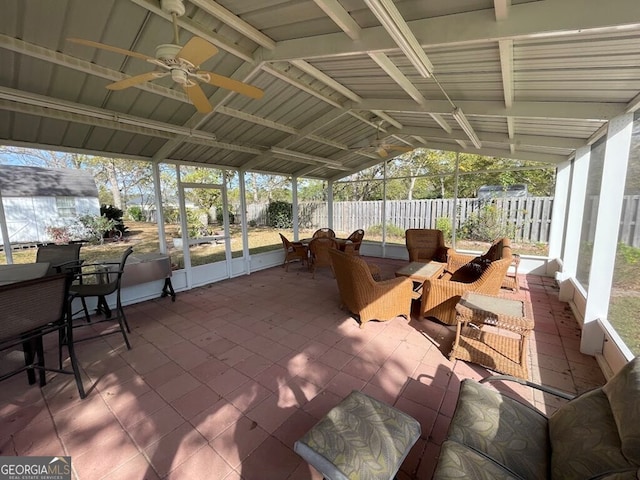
[291,60,362,102]
[263,0,640,62]
[0,90,265,155]
[391,126,583,150]
[128,0,255,62]
[354,99,626,121]
[188,0,276,49]
[262,64,343,109]
[499,40,514,108]
[313,0,362,40]
[494,0,511,21]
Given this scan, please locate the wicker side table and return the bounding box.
[451,291,534,379]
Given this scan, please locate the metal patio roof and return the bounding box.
[1,0,639,181]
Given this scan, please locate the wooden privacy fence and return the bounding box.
[238,196,640,246]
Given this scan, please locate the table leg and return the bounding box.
[161,278,176,302]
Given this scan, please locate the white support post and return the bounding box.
[559,146,590,288]
[382,160,388,257]
[327,180,334,230]
[176,166,192,289]
[152,163,167,254]
[452,152,460,247]
[547,160,571,274]
[0,190,13,264]
[582,113,634,355]
[239,170,250,273]
[292,176,299,240]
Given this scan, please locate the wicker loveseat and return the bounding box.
[405,229,450,262]
[420,238,513,325]
[434,356,640,479]
[329,248,413,328]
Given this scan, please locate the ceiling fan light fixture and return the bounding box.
[155,44,182,62]
[171,68,189,84]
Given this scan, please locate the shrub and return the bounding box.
[127,206,144,221]
[163,206,179,224]
[216,208,235,225]
[436,217,452,243]
[459,202,516,242]
[100,204,127,235]
[45,225,72,244]
[266,201,293,228]
[78,214,118,244]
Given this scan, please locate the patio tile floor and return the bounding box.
[0,256,606,479]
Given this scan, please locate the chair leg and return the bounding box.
[22,339,36,385]
[63,322,86,399]
[34,336,47,387]
[80,297,91,323]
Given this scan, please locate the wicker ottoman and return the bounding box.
[294,390,421,480]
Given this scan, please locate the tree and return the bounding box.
[0,146,90,169]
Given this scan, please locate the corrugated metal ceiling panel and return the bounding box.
[1,0,639,180]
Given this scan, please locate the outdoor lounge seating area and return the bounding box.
[2,0,640,478]
[0,257,611,479]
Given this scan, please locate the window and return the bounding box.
[576,137,606,289]
[606,113,640,355]
[56,196,76,217]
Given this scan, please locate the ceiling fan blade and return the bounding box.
[376,147,388,158]
[106,71,164,90]
[67,38,153,62]
[177,37,218,67]
[197,71,264,99]
[383,145,413,152]
[183,84,213,113]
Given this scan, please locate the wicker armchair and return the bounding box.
[309,237,339,278]
[420,257,513,325]
[343,229,365,255]
[446,237,513,273]
[405,229,450,262]
[329,249,413,328]
[312,228,336,239]
[279,233,308,271]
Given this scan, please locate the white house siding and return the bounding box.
[0,196,99,244]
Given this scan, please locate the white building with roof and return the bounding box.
[0,165,99,244]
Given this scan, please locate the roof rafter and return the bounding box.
[262,0,640,62]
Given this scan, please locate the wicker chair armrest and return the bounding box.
[446,252,477,272]
[420,277,473,312]
[374,276,412,291]
[479,375,575,400]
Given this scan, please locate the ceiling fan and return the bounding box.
[351,122,414,158]
[67,0,263,114]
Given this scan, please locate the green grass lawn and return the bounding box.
[608,295,640,355]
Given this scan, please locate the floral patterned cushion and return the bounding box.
[294,390,421,480]
[446,380,550,480]
[602,356,640,465]
[433,440,521,479]
[549,388,633,479]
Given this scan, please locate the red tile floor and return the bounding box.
[0,256,606,479]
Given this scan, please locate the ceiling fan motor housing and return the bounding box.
[160,0,185,17]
